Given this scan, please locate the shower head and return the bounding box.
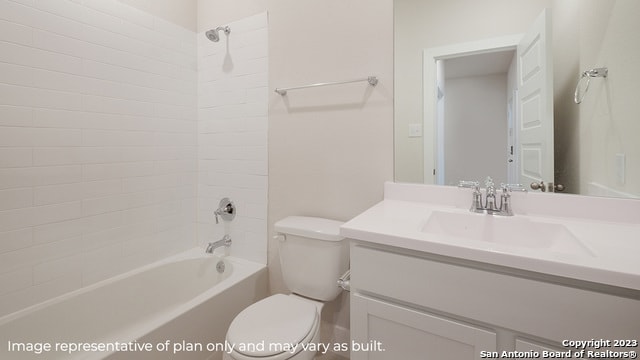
[205,26,231,42]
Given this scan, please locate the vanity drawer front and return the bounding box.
[350,244,640,341]
[351,293,497,360]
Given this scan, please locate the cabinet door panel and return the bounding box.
[516,338,571,358]
[351,294,496,360]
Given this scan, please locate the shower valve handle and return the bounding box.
[214,198,236,224]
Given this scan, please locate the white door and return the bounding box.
[517,8,554,190]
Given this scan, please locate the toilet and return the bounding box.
[223,216,349,360]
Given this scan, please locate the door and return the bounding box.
[517,8,554,190]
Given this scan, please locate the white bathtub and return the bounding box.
[0,248,268,360]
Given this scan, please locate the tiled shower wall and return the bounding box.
[197,13,268,264]
[0,0,198,316]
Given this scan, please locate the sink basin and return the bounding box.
[421,211,594,256]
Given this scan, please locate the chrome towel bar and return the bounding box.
[275,76,378,96]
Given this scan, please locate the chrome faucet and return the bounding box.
[459,178,526,216]
[206,234,232,254]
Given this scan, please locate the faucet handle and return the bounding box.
[214,198,236,224]
[501,183,528,193]
[484,176,495,188]
[458,180,480,190]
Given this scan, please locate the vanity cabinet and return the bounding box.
[349,243,640,359]
[351,293,496,360]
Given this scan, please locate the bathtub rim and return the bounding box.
[0,247,266,328]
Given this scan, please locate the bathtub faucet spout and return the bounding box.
[206,235,232,254]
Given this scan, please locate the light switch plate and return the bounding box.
[408,124,422,138]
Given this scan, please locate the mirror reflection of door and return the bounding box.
[425,9,553,189]
[436,50,516,186]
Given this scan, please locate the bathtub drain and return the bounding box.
[216,260,225,274]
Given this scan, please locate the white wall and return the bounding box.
[577,0,640,197]
[199,0,394,352]
[268,0,393,350]
[196,12,268,264]
[0,0,197,317]
[444,74,508,185]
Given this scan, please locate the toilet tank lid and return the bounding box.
[274,216,345,241]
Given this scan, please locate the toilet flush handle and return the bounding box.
[273,234,286,242]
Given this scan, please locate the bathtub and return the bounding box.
[0,248,268,360]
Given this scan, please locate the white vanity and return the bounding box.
[341,182,640,360]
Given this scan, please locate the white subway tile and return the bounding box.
[0,235,82,274]
[0,0,202,313]
[82,0,123,19]
[82,161,155,181]
[0,105,33,127]
[32,87,82,111]
[33,147,85,166]
[122,175,156,193]
[119,2,154,29]
[0,0,37,29]
[32,201,82,226]
[82,95,155,117]
[0,18,33,45]
[81,211,122,234]
[82,5,122,33]
[0,83,33,107]
[31,5,84,40]
[33,0,85,24]
[0,266,32,296]
[82,76,123,98]
[32,272,82,304]
[0,62,35,87]
[124,190,158,209]
[33,68,85,93]
[82,129,156,147]
[31,127,82,147]
[0,126,32,147]
[0,287,36,318]
[82,225,131,251]
[33,254,82,285]
[83,179,122,199]
[0,148,32,168]
[82,194,126,216]
[81,242,123,279]
[31,165,82,186]
[33,218,83,245]
[33,108,83,128]
[34,183,83,206]
[8,0,34,7]
[33,28,85,58]
[0,187,32,211]
[0,228,33,254]
[82,59,125,83]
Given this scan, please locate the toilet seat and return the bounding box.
[226,294,320,359]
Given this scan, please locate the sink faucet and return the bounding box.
[206,234,232,254]
[459,178,526,216]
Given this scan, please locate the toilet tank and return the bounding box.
[275,216,349,302]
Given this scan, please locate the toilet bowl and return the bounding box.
[223,216,348,360]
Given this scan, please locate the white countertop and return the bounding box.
[341,182,640,291]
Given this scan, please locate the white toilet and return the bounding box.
[223,216,349,360]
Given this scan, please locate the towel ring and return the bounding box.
[574,67,608,104]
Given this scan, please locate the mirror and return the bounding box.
[394,0,640,199]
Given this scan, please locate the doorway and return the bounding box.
[436,50,517,185]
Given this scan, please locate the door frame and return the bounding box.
[422,34,523,184]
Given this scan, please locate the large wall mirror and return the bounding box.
[394,0,640,199]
